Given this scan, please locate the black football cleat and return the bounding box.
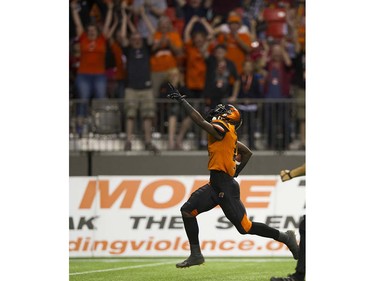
[285,230,299,260]
[176,254,205,268]
[145,142,160,154]
[124,141,132,151]
[270,273,304,281]
[270,276,300,281]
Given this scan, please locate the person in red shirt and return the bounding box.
[262,39,293,150]
[71,0,114,116]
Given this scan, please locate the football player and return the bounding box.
[167,83,299,268]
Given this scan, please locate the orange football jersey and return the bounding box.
[207,119,238,177]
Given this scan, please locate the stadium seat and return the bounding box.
[91,100,122,134]
[263,8,287,22]
[266,22,287,38]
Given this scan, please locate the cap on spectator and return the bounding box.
[227,15,241,23]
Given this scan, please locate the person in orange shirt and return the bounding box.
[216,12,252,76]
[70,0,114,116]
[184,15,214,149]
[166,85,299,268]
[183,15,214,98]
[150,16,184,98]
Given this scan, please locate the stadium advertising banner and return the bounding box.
[69,176,305,257]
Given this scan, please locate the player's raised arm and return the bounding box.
[167,83,223,140]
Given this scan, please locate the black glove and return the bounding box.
[167,82,186,103]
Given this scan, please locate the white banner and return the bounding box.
[69,175,305,257]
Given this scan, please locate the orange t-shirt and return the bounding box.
[184,40,206,90]
[111,41,126,80]
[78,33,107,75]
[150,31,183,72]
[216,32,251,74]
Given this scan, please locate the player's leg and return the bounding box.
[92,74,107,99]
[75,74,91,117]
[124,88,138,150]
[140,89,158,152]
[214,176,299,260]
[249,222,299,260]
[176,184,219,268]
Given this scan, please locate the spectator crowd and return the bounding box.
[69,0,306,151]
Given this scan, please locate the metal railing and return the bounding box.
[69,98,305,152]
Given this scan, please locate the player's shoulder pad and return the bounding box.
[211,119,229,136]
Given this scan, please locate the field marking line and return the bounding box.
[70,258,291,275]
[206,258,290,263]
[69,261,176,276]
[70,258,291,263]
[70,258,174,263]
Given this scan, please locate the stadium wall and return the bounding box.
[69,151,305,176]
[69,151,305,257]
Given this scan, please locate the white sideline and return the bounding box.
[69,258,290,275]
[69,261,176,275]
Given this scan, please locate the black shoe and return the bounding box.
[270,274,305,281]
[176,254,205,268]
[285,230,299,260]
[270,276,301,281]
[145,142,160,154]
[124,141,132,151]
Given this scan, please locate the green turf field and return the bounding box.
[69,257,296,281]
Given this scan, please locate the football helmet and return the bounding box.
[208,104,242,130]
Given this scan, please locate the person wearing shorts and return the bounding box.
[120,7,158,152]
[124,87,157,151]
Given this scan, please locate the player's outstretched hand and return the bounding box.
[167,82,186,103]
[280,170,292,182]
